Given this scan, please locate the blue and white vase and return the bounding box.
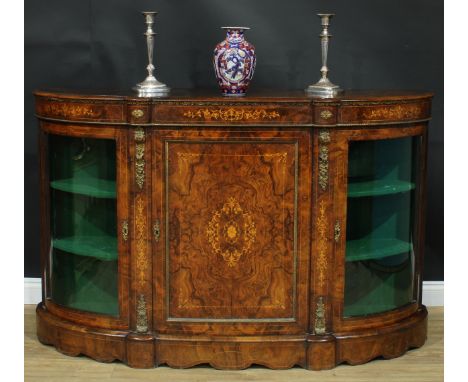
[213,27,256,96]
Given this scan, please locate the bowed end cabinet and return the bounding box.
[34,89,432,370]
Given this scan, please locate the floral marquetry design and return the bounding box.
[206,197,257,267]
[362,104,422,120]
[135,194,148,287]
[183,108,280,122]
[316,200,328,288]
[43,103,95,118]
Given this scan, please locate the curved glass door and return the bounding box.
[344,136,419,317]
[48,135,118,316]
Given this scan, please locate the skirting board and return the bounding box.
[24,278,444,306]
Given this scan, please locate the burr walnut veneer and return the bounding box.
[35,89,432,370]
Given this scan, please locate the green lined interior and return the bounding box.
[348,177,415,198]
[49,135,118,316]
[50,178,116,199]
[53,236,117,261]
[344,137,418,317]
[346,237,412,262]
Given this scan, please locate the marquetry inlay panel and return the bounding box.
[206,196,257,267]
[182,108,280,121]
[35,97,124,122]
[165,139,299,320]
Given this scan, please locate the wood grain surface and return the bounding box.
[35,89,433,126]
[34,90,434,370]
[25,305,443,382]
[164,133,301,320]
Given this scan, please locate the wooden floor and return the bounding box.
[24,305,443,382]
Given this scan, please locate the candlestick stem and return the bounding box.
[305,13,342,98]
[133,11,169,97]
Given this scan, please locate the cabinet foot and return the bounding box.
[306,334,336,370]
[126,333,155,368]
[36,302,126,363]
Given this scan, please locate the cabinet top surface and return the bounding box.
[34,88,434,102]
[35,89,433,127]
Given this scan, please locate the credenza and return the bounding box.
[34,89,432,369]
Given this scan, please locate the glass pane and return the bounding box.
[344,136,419,317]
[48,135,118,316]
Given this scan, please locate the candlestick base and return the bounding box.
[305,78,343,98]
[133,75,170,97]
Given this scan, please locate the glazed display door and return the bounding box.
[152,128,311,333]
[41,125,129,328]
[333,126,426,330]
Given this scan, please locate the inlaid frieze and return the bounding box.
[35,98,124,122]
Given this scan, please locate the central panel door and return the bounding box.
[153,128,311,324]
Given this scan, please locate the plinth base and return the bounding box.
[133,76,170,97]
[36,302,428,370]
[305,84,343,98]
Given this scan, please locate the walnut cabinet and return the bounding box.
[35,89,432,369]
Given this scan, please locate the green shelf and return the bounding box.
[344,304,400,317]
[50,178,116,199]
[53,236,117,261]
[64,301,119,315]
[346,237,412,262]
[348,179,415,198]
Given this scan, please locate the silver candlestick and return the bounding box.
[305,13,342,98]
[133,11,170,97]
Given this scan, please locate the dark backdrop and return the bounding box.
[24,0,444,280]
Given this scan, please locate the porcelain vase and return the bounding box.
[213,27,256,96]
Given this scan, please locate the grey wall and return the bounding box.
[24,0,443,279]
